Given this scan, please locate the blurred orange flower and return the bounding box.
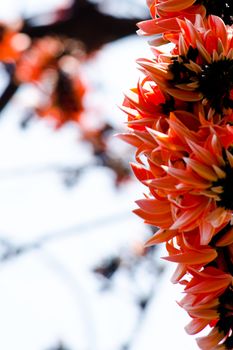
[37,68,86,128]
[0,23,28,62]
[15,37,62,83]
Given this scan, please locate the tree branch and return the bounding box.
[22,0,145,53]
[0,79,19,113]
[0,210,132,262]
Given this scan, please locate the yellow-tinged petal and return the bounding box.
[157,0,196,11]
[188,298,219,310]
[171,263,186,284]
[170,200,210,230]
[215,226,233,247]
[133,130,156,147]
[185,318,210,335]
[206,207,230,228]
[185,277,231,294]
[211,186,223,194]
[212,165,226,179]
[136,198,171,214]
[161,166,210,189]
[179,35,188,56]
[136,59,173,80]
[163,248,217,265]
[145,229,177,246]
[117,133,142,148]
[186,139,218,166]
[199,221,215,245]
[212,49,219,62]
[144,176,178,191]
[175,82,197,91]
[184,61,202,74]
[146,127,185,151]
[196,327,226,350]
[166,88,203,101]
[227,47,233,60]
[130,163,153,182]
[196,40,212,63]
[226,149,233,168]
[124,89,140,105]
[183,157,218,181]
[133,208,173,227]
[189,308,219,320]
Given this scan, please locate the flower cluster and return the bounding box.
[15,36,86,128]
[121,2,233,349]
[0,23,87,129]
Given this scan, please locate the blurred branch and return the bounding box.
[121,289,155,350]
[22,0,145,54]
[0,65,19,113]
[0,162,95,180]
[41,249,97,350]
[0,153,130,187]
[0,80,19,113]
[47,344,71,350]
[0,210,132,261]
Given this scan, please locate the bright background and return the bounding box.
[0,1,199,349]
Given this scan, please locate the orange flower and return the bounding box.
[149,116,233,241]
[137,0,232,40]
[121,78,233,243]
[121,76,189,131]
[122,78,167,131]
[137,15,233,116]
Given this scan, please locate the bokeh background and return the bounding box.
[0,1,198,349]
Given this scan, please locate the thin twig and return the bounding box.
[40,248,97,350]
[0,79,19,113]
[0,162,95,180]
[0,210,133,261]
